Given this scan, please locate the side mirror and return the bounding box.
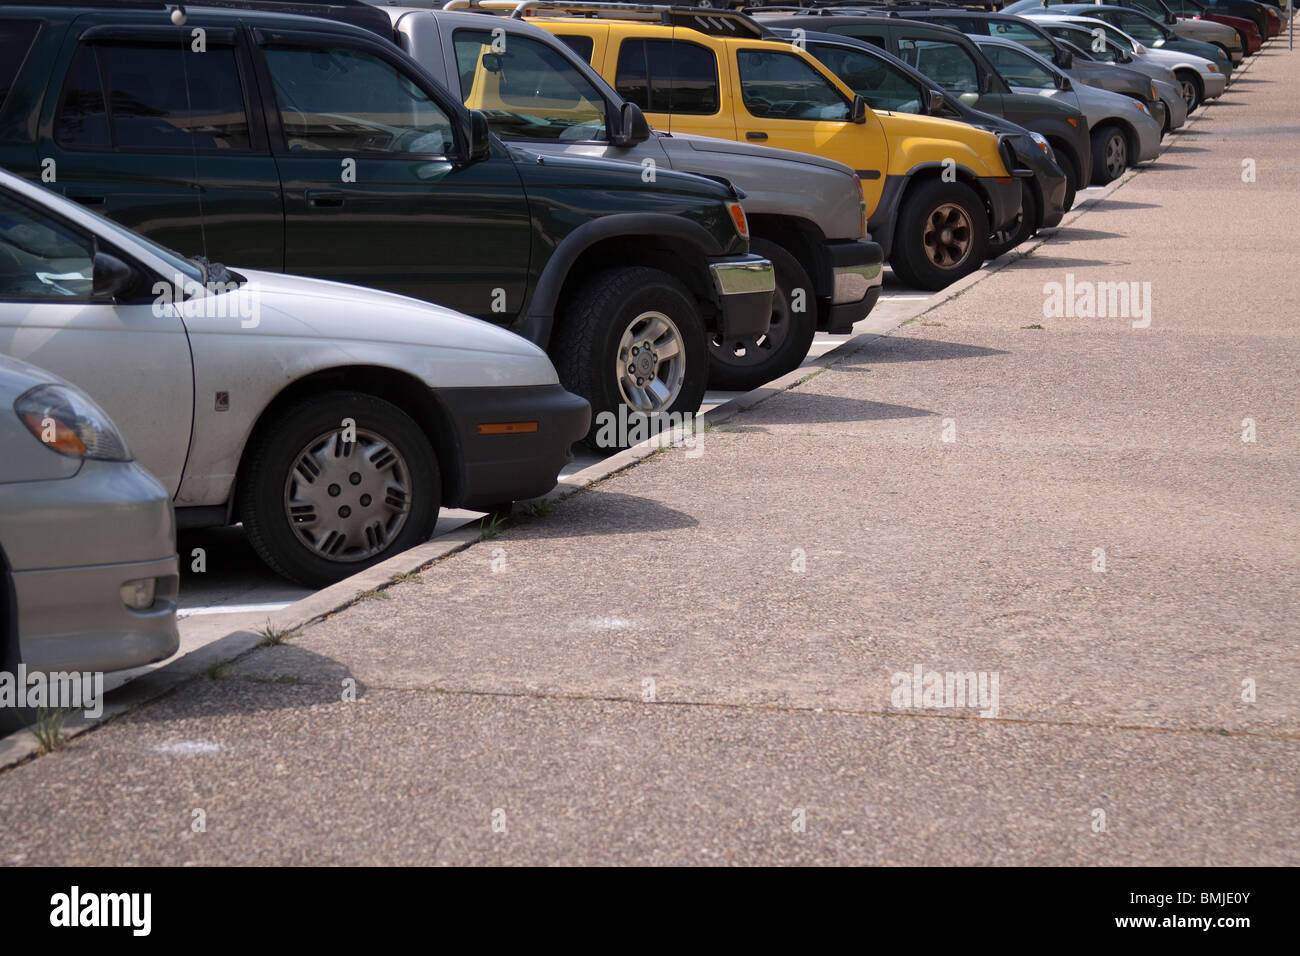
[978,72,993,94]
[1057,49,1074,70]
[92,251,134,299]
[850,93,868,124]
[926,89,946,114]
[612,101,651,147]
[1057,73,1073,91]
[480,52,505,73]
[467,109,491,164]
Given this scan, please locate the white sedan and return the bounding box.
[0,169,589,587]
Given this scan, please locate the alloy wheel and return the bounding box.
[616,310,686,413]
[922,202,974,270]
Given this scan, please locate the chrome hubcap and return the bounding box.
[1181,79,1196,109]
[283,426,412,562]
[922,202,974,270]
[616,311,685,413]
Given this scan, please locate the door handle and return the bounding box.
[745,131,768,141]
[306,190,345,209]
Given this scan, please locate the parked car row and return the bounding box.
[0,0,1283,692]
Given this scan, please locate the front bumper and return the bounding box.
[709,254,775,338]
[1,459,180,674]
[436,383,591,511]
[1156,79,1189,128]
[1009,137,1066,230]
[1149,97,1168,132]
[823,239,884,334]
[1203,70,1228,99]
[979,175,1024,235]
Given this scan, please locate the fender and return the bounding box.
[868,163,986,262]
[518,213,727,348]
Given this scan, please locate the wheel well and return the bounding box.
[1175,68,1204,99]
[1045,137,1080,183]
[904,166,996,231]
[230,366,461,521]
[552,236,718,341]
[745,214,828,298]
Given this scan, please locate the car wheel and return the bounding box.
[238,392,441,588]
[1090,124,1127,185]
[1176,70,1201,112]
[1053,146,1079,213]
[707,238,817,391]
[986,181,1039,261]
[552,266,707,451]
[889,178,990,291]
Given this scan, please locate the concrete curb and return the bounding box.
[0,72,1242,771]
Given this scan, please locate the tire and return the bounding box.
[237,392,441,588]
[888,178,990,291]
[707,238,817,391]
[985,181,1039,260]
[1089,123,1128,186]
[551,266,707,451]
[1176,70,1202,112]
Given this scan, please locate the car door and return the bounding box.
[0,188,194,495]
[252,27,531,319]
[40,23,283,270]
[727,43,880,172]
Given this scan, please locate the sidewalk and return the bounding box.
[1,48,1297,866]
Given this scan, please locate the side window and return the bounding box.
[808,43,923,114]
[988,21,1056,59]
[262,43,454,155]
[0,192,94,300]
[555,34,594,64]
[0,21,39,115]
[983,45,1057,90]
[55,41,251,151]
[896,37,981,95]
[54,44,109,148]
[614,38,719,115]
[735,49,850,121]
[452,29,607,142]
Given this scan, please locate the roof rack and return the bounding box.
[442,1,778,37]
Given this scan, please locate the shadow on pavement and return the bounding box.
[506,490,699,539]
[844,336,1010,365]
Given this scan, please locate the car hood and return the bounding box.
[506,142,734,198]
[185,269,551,361]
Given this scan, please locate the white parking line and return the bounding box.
[177,602,295,618]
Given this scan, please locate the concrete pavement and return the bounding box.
[0,45,1296,865]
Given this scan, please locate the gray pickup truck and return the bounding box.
[367,1,885,388]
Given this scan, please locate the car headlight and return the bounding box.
[1029,130,1051,155]
[1207,62,1218,72]
[1133,100,1148,115]
[1149,81,1158,100]
[855,176,869,239]
[15,383,132,461]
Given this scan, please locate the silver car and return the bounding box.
[973,35,1162,185]
[1024,12,1227,110]
[0,355,179,692]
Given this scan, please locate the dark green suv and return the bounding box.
[0,1,774,445]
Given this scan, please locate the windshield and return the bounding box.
[453,29,608,142]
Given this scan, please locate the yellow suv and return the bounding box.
[481,1,1024,289]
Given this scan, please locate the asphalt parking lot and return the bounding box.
[1,37,1296,866]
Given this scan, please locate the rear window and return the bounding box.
[614,38,719,115]
[555,34,594,64]
[0,21,40,115]
[55,41,252,151]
